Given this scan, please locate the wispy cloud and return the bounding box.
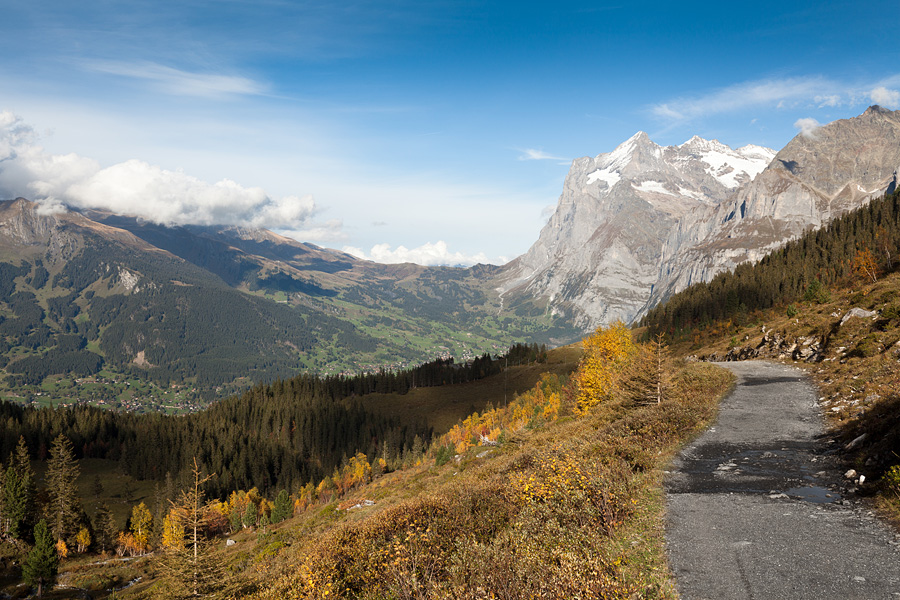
[651,76,833,122]
[83,60,267,98]
[518,148,569,162]
[870,86,900,109]
[343,241,500,267]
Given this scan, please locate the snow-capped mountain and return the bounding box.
[495,132,775,330]
[496,106,900,332]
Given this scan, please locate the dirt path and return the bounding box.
[666,361,900,599]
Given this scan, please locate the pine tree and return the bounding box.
[45,434,82,543]
[22,519,59,598]
[93,503,118,554]
[270,489,292,524]
[2,436,36,540]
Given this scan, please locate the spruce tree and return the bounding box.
[22,519,59,597]
[45,434,82,543]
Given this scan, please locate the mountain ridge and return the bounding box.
[498,106,900,330]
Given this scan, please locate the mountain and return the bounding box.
[0,199,569,405]
[645,105,900,313]
[498,106,900,330]
[494,132,775,330]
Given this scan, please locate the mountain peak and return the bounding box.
[864,104,890,116]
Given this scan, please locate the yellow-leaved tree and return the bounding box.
[575,321,636,413]
[129,502,153,555]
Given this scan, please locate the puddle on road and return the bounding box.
[784,486,840,503]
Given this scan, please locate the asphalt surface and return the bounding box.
[665,361,900,599]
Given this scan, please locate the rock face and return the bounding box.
[495,133,775,330]
[645,105,900,316]
[496,106,900,332]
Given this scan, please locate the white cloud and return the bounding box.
[651,77,831,122]
[518,148,568,162]
[343,241,499,267]
[793,117,822,138]
[0,110,330,233]
[279,220,347,244]
[815,94,842,108]
[870,86,900,109]
[83,61,267,98]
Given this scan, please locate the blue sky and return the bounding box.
[1,0,898,265]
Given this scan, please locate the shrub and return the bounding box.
[786,304,799,318]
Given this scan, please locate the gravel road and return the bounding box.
[666,361,900,599]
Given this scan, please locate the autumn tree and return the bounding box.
[575,322,636,413]
[157,458,238,599]
[45,434,82,543]
[75,527,91,553]
[854,247,879,282]
[22,519,58,597]
[129,502,153,554]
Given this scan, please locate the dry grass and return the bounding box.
[241,360,732,600]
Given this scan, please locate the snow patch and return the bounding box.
[586,168,620,188]
[634,180,673,195]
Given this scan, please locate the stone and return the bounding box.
[845,469,858,480]
[841,308,878,326]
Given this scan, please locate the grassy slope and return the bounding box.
[10,343,734,599]
[350,344,583,433]
[106,346,730,599]
[665,269,900,523]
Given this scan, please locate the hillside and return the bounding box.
[0,199,575,410]
[0,332,732,598]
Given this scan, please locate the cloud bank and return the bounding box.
[0,111,332,235]
[343,241,502,267]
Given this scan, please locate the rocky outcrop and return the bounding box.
[709,331,827,363]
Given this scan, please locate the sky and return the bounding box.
[0,1,898,266]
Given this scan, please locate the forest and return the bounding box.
[0,343,545,499]
[641,188,900,336]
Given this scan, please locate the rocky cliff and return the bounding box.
[495,132,774,330]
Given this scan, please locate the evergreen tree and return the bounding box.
[92,503,118,554]
[45,434,82,543]
[3,436,36,539]
[270,489,292,524]
[22,519,59,597]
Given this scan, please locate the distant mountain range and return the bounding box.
[1,106,898,399]
[0,198,570,400]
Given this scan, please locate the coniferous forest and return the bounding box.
[641,188,900,336]
[0,344,544,498]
